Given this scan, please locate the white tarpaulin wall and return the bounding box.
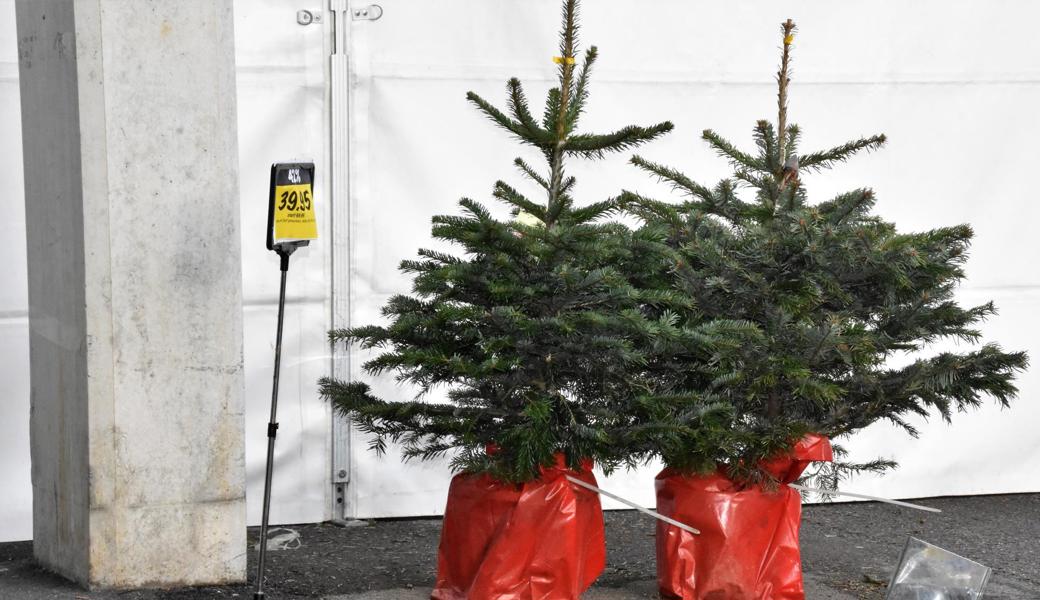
[234,2,332,530]
[1,0,1039,541]
[343,0,1040,517]
[0,0,29,543]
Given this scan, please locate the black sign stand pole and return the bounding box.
[253,247,294,600]
[254,162,315,599]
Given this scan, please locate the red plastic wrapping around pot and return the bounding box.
[431,455,606,600]
[656,434,833,600]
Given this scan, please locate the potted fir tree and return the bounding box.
[622,20,1029,600]
[319,2,720,597]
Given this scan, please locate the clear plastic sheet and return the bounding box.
[886,537,992,600]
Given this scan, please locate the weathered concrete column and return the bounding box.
[16,0,246,588]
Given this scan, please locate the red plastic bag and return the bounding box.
[655,434,833,600]
[431,455,606,600]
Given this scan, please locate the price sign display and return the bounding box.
[256,163,317,599]
[267,162,318,250]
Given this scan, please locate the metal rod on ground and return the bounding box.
[565,475,700,535]
[254,252,291,600]
[788,483,943,514]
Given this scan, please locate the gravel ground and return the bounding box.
[1,494,1037,599]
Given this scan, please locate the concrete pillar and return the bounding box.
[15,0,246,588]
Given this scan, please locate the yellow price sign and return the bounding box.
[267,162,318,250]
[273,183,317,241]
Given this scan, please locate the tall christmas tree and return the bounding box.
[623,19,1028,485]
[320,0,726,483]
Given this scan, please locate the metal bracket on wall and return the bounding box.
[351,4,383,21]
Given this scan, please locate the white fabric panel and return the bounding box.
[0,0,332,541]
[347,0,1040,517]
[0,0,33,542]
[0,320,31,542]
[235,0,331,527]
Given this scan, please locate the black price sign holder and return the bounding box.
[255,162,317,600]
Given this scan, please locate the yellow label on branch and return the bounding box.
[273,183,318,241]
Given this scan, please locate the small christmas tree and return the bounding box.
[320,0,714,483]
[623,19,1028,485]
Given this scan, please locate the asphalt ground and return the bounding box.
[1,493,1037,599]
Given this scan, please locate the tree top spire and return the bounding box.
[777,18,796,162]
